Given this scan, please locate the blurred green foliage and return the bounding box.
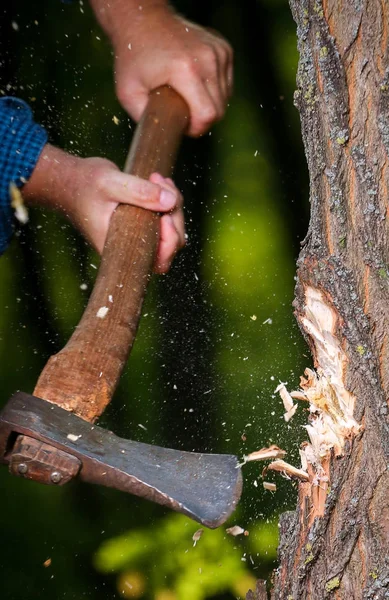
[94,514,254,599]
[0,1,309,598]
[93,514,280,599]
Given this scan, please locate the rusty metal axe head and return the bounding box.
[0,393,243,528]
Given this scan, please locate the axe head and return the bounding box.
[0,393,242,528]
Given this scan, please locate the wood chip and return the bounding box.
[43,558,52,568]
[192,528,203,546]
[284,403,298,422]
[67,433,81,442]
[275,382,295,412]
[241,445,286,465]
[265,459,309,481]
[9,182,29,224]
[226,525,246,536]
[263,481,277,492]
[96,306,109,319]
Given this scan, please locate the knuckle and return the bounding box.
[175,56,196,76]
[115,82,135,110]
[200,45,218,68]
[201,103,218,125]
[222,40,233,59]
[201,43,217,59]
[93,166,111,193]
[221,44,232,65]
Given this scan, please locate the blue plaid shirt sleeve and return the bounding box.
[0,97,48,254]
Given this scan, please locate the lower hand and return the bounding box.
[23,145,185,273]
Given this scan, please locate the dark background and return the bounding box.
[0,1,309,598]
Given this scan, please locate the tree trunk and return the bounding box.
[249,1,389,598]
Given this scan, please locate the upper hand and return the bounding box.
[112,6,233,137]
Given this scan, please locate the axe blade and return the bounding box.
[0,393,242,528]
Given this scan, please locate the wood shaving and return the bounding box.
[43,558,52,568]
[274,382,299,421]
[241,445,286,466]
[284,403,298,422]
[112,115,120,125]
[265,459,309,481]
[96,306,109,319]
[192,528,203,547]
[299,447,308,471]
[275,382,295,412]
[226,525,247,537]
[9,182,29,224]
[263,482,277,492]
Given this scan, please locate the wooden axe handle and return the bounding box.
[34,86,189,422]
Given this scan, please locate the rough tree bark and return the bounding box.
[248,1,389,598]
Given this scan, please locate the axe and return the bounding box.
[0,87,242,528]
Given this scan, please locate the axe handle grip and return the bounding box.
[34,86,189,421]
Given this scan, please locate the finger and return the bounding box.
[170,208,186,247]
[149,173,183,209]
[226,48,234,98]
[199,48,225,119]
[115,75,148,122]
[165,177,183,207]
[203,29,233,102]
[99,171,178,212]
[212,43,229,103]
[154,214,181,274]
[170,68,219,137]
[202,73,224,122]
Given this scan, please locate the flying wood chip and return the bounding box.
[263,482,277,492]
[284,403,298,422]
[192,528,203,546]
[226,525,249,537]
[9,182,29,224]
[265,459,309,481]
[275,382,294,411]
[241,445,286,466]
[275,382,299,422]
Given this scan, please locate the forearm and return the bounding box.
[23,144,80,215]
[89,0,170,48]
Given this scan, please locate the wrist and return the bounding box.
[89,0,171,51]
[23,144,81,215]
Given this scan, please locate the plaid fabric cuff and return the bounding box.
[0,97,48,254]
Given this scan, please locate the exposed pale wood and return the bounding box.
[34,86,189,421]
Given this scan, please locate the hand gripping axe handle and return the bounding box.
[0,87,242,528]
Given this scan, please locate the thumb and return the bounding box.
[100,170,178,212]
